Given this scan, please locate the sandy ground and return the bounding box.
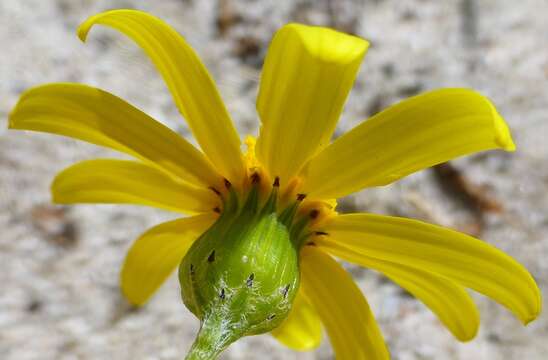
[1,0,547,359]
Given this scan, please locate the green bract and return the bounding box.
[179,182,302,359]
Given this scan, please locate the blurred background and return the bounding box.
[1,0,547,359]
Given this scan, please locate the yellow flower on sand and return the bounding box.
[9,9,541,359]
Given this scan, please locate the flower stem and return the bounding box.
[184,314,241,360]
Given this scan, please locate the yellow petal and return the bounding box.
[255,23,368,187]
[78,10,245,184]
[9,83,221,187]
[52,159,219,214]
[121,214,216,306]
[300,246,389,360]
[317,213,541,324]
[299,88,516,199]
[271,286,323,351]
[320,241,479,341]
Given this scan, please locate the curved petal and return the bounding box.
[300,246,389,360]
[299,89,516,199]
[317,213,541,324]
[319,241,479,341]
[78,10,245,184]
[9,83,221,187]
[256,23,368,187]
[52,159,219,214]
[271,285,323,351]
[121,214,216,305]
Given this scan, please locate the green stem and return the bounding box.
[184,314,240,360]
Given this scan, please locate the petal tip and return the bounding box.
[50,170,67,196]
[486,100,516,152]
[522,315,537,326]
[522,291,542,326]
[8,85,46,130]
[120,269,149,307]
[493,116,516,152]
[120,288,147,307]
[76,17,94,42]
[49,183,63,204]
[7,111,16,129]
[77,9,127,42]
[282,23,369,65]
[455,325,479,343]
[7,98,26,129]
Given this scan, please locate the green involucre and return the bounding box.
[179,186,304,359]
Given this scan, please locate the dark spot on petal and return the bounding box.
[251,172,261,183]
[246,273,254,287]
[208,250,216,262]
[220,288,226,300]
[297,193,306,201]
[314,231,328,236]
[281,284,290,298]
[224,178,232,189]
[273,177,280,187]
[209,186,221,196]
[213,207,221,213]
[309,209,319,219]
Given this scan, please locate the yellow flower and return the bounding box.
[8,9,541,359]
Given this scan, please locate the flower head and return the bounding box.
[9,9,540,359]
